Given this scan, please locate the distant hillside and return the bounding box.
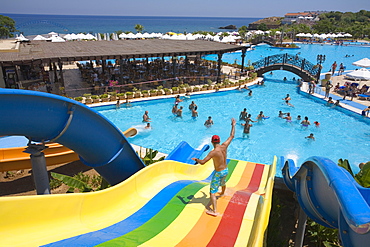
[248,17,283,30]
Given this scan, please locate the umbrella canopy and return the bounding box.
[50,35,66,42]
[353,58,370,68]
[346,68,370,80]
[16,34,29,42]
[33,35,47,41]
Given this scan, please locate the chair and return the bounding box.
[358,94,370,100]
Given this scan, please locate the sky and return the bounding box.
[1,0,369,18]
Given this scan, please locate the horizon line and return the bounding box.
[1,12,267,19]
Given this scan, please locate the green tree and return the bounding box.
[257,23,268,31]
[134,24,144,33]
[238,25,248,40]
[0,15,17,38]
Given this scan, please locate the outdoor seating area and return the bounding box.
[76,57,244,95]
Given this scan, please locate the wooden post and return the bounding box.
[52,62,58,83]
[241,48,246,72]
[217,53,222,83]
[119,57,124,84]
[58,59,64,87]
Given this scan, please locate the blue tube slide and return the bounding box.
[165,141,209,164]
[282,156,370,247]
[0,89,145,185]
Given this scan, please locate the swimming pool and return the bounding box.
[98,79,370,177]
[205,43,370,75]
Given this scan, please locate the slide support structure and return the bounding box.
[24,143,50,195]
[294,207,308,247]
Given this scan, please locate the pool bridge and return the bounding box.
[250,36,276,46]
[252,53,320,82]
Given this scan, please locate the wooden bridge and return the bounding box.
[250,36,276,46]
[251,53,320,82]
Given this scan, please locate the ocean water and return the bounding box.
[2,13,260,36]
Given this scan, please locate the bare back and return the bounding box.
[208,144,228,171]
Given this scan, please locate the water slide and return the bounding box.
[0,89,145,185]
[1,156,276,246]
[282,156,370,247]
[0,88,276,246]
[165,140,210,164]
[0,128,137,173]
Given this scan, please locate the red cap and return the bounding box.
[211,135,220,143]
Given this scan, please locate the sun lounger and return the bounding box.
[358,94,370,100]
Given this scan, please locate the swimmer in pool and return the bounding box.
[257,111,268,121]
[142,111,151,122]
[145,123,151,129]
[176,106,183,118]
[278,111,287,118]
[241,122,252,138]
[204,116,214,127]
[362,106,370,117]
[285,100,294,107]
[314,121,320,127]
[283,112,292,123]
[244,114,257,124]
[239,108,248,121]
[172,104,178,115]
[327,97,334,105]
[192,106,198,119]
[301,116,310,127]
[189,101,197,111]
[174,95,183,104]
[305,133,315,141]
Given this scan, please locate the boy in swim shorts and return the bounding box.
[192,118,236,216]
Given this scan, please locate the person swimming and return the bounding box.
[189,101,197,111]
[305,133,315,141]
[241,122,252,138]
[176,106,183,118]
[257,111,268,121]
[172,104,178,115]
[301,116,310,127]
[284,112,292,123]
[204,116,214,127]
[239,108,248,121]
[278,111,287,118]
[191,106,198,119]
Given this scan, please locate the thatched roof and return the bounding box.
[0,39,243,66]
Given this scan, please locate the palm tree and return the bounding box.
[134,24,144,33]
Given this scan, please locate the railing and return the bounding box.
[252,53,320,78]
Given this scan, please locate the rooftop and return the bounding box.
[0,39,243,66]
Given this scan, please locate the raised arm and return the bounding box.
[222,118,236,147]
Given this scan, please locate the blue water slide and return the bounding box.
[282,156,370,247]
[0,89,145,185]
[165,141,209,164]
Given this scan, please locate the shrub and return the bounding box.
[74,97,83,101]
[91,95,98,99]
[125,91,133,95]
[100,94,108,98]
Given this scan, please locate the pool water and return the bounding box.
[98,79,370,176]
[205,43,370,75]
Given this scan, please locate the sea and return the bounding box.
[1,13,261,36]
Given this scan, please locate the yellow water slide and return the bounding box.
[0,157,276,246]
